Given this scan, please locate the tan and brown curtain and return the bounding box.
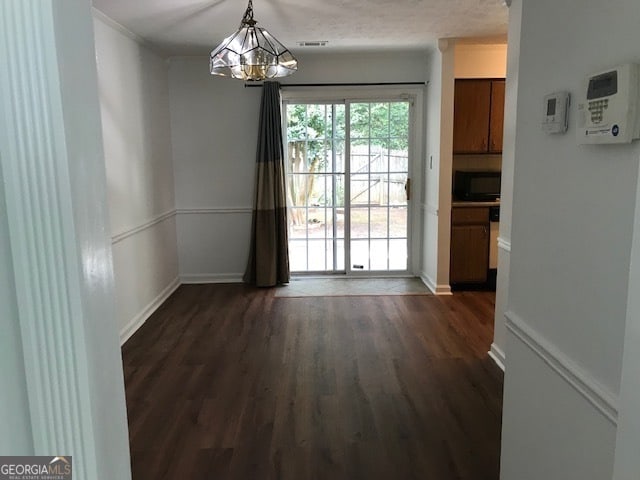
[243,81,290,287]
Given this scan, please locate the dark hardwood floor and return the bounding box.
[122,284,503,480]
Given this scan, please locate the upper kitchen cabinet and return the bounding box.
[453,79,505,154]
[488,80,505,153]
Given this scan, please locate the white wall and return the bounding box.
[94,13,179,340]
[0,165,33,455]
[613,158,640,478]
[491,2,522,368]
[0,1,132,476]
[500,0,640,478]
[169,51,429,281]
[169,58,261,282]
[422,40,507,296]
[421,45,443,291]
[421,40,455,294]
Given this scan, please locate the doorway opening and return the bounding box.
[285,99,412,275]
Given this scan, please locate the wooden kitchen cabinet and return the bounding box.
[453,79,505,154]
[450,207,490,284]
[489,80,505,153]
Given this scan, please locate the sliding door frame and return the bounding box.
[281,87,424,277]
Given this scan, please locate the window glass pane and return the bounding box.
[389,239,408,270]
[389,150,408,172]
[307,207,327,238]
[326,240,334,271]
[334,139,345,173]
[370,146,389,173]
[350,174,369,205]
[336,205,345,238]
[299,174,324,207]
[369,175,387,206]
[350,103,370,138]
[369,207,388,238]
[369,102,390,138]
[289,240,307,271]
[324,105,333,139]
[390,102,409,138]
[286,104,307,140]
[307,240,327,271]
[336,239,345,271]
[390,206,408,238]
[334,175,345,208]
[288,207,307,238]
[335,105,346,139]
[287,141,307,175]
[350,207,369,239]
[351,239,369,271]
[389,173,408,206]
[350,139,369,173]
[307,104,328,140]
[306,140,326,172]
[370,239,389,270]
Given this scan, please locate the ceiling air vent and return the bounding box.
[296,41,328,47]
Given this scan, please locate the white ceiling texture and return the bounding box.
[92,0,509,56]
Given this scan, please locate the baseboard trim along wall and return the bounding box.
[489,343,506,371]
[111,209,177,244]
[505,310,618,425]
[119,277,180,345]
[180,273,245,284]
[420,272,453,295]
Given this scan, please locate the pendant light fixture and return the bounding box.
[209,0,298,81]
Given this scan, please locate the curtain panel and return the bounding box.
[243,81,290,287]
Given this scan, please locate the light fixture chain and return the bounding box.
[241,0,255,27]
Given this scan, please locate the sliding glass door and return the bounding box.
[285,99,411,274]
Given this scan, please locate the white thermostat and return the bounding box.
[542,91,570,134]
[577,63,640,144]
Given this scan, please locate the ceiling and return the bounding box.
[92,0,509,56]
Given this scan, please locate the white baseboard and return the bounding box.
[505,310,618,425]
[489,343,506,371]
[420,272,452,295]
[180,273,244,284]
[119,277,180,345]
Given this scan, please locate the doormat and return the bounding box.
[273,277,432,297]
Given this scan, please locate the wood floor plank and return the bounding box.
[123,284,503,480]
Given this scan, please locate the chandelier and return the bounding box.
[209,0,298,81]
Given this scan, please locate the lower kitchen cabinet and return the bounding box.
[450,207,490,284]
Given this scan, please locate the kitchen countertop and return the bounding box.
[451,199,500,207]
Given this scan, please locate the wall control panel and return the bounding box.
[542,91,570,134]
[577,63,640,144]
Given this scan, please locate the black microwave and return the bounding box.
[454,170,501,201]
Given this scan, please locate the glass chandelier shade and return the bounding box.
[209,0,298,81]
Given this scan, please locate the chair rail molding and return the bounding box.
[505,310,618,425]
[111,209,176,244]
[177,207,253,215]
[497,236,511,252]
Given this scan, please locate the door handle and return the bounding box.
[405,178,411,201]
